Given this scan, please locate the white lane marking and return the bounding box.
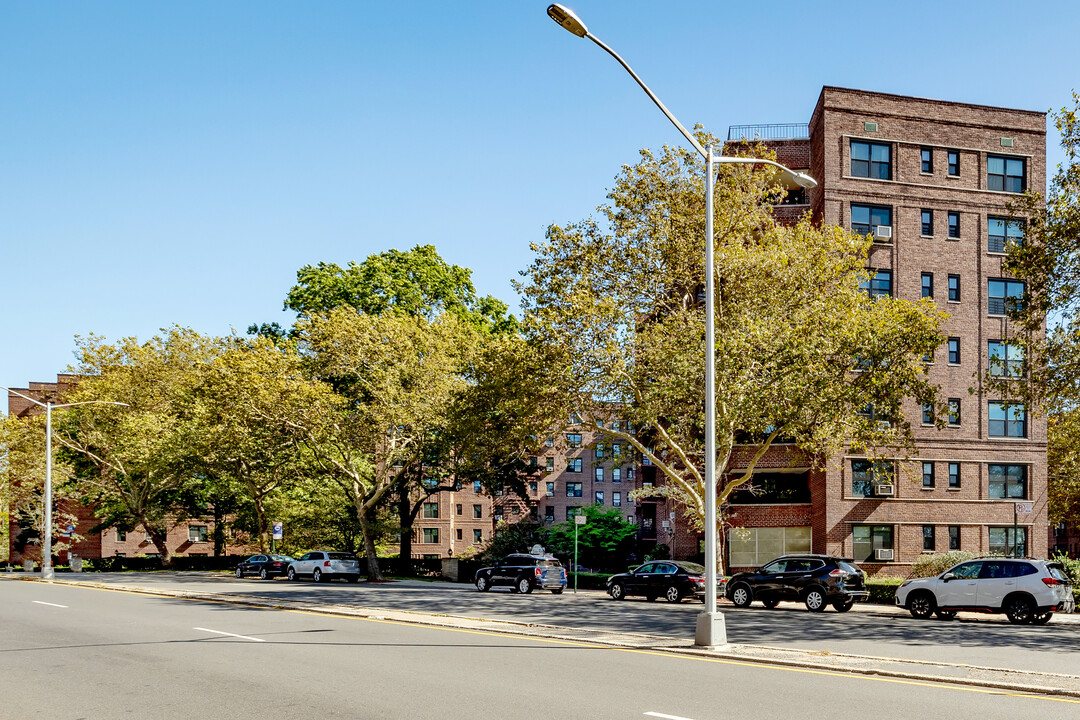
[193,627,265,642]
[32,601,68,608]
[644,713,697,720]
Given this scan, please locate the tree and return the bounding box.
[540,504,638,572]
[518,138,946,571]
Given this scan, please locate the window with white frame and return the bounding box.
[728,526,811,568]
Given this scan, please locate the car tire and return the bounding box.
[729,583,752,608]
[907,591,935,619]
[516,576,533,595]
[287,567,297,581]
[935,609,957,620]
[260,568,269,580]
[664,585,682,603]
[804,587,827,612]
[235,567,243,578]
[1005,595,1035,624]
[476,576,490,592]
[761,598,780,609]
[313,568,323,583]
[1032,611,1053,625]
[610,582,626,601]
[833,600,854,613]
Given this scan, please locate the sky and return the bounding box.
[1,1,1076,401]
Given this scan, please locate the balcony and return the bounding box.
[727,123,810,142]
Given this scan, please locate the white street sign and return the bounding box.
[1014,502,1033,515]
[574,515,587,525]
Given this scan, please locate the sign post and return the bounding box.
[573,514,586,593]
[272,521,283,554]
[1014,502,1033,558]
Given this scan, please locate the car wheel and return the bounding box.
[761,598,780,609]
[609,582,626,601]
[551,588,563,595]
[260,568,269,580]
[664,585,682,603]
[833,600,854,613]
[729,583,752,608]
[907,591,935,619]
[287,567,296,581]
[516,576,533,595]
[1005,595,1035,624]
[935,609,957,620]
[313,568,322,583]
[1032,611,1053,625]
[235,567,243,578]
[476,576,490,592]
[803,587,827,612]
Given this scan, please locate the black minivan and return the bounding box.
[726,555,869,612]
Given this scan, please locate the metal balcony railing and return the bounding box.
[727,123,810,141]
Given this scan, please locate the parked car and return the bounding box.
[235,554,295,580]
[606,560,711,603]
[726,555,869,612]
[895,557,1075,624]
[287,551,361,583]
[474,554,567,594]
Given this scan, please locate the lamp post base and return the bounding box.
[694,611,728,648]
[42,565,55,580]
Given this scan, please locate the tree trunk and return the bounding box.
[147,525,173,568]
[212,503,225,557]
[397,486,413,577]
[253,494,268,553]
[358,508,382,580]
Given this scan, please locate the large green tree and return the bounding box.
[519,139,946,571]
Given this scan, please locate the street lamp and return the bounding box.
[547,4,817,647]
[2,385,127,579]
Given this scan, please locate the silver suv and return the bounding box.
[895,558,1074,624]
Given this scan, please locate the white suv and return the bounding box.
[896,558,1074,624]
[287,551,361,583]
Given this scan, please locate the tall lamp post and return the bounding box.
[3,385,127,579]
[546,4,816,647]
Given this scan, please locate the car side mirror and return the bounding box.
[941,572,956,582]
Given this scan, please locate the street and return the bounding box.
[1,579,1077,720]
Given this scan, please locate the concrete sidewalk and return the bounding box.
[6,572,1080,699]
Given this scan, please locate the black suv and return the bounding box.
[726,555,868,612]
[474,554,567,594]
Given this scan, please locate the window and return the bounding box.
[988,341,1024,377]
[473,504,483,519]
[948,525,961,550]
[923,525,936,551]
[948,462,961,488]
[188,526,208,543]
[423,502,439,519]
[545,436,554,448]
[116,529,127,542]
[987,155,1026,193]
[566,482,583,497]
[947,150,959,176]
[989,527,1027,557]
[921,147,933,173]
[423,528,439,544]
[566,433,582,448]
[921,209,934,236]
[566,507,582,521]
[922,403,934,425]
[851,460,893,497]
[567,458,582,473]
[852,525,894,563]
[922,462,935,488]
[948,337,960,364]
[493,508,503,522]
[948,398,961,426]
[545,482,554,497]
[456,504,463,516]
[544,506,555,522]
[594,467,604,482]
[851,204,892,237]
[729,472,811,504]
[545,457,554,473]
[569,412,581,425]
[989,464,1027,498]
[921,272,934,298]
[456,528,463,541]
[988,217,1024,253]
[595,491,604,505]
[851,140,891,179]
[612,443,621,458]
[860,269,892,298]
[595,443,604,459]
[626,467,635,480]
[529,481,537,493]
[728,526,812,567]
[473,480,482,493]
[612,468,621,483]
[988,402,1026,438]
[613,491,622,507]
[948,211,960,238]
[988,279,1024,315]
[947,274,960,302]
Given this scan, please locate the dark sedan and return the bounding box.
[607,560,709,603]
[235,554,295,580]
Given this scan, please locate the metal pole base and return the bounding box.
[42,565,55,580]
[694,611,728,648]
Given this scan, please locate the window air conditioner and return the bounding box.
[874,226,893,240]
[875,548,895,561]
[874,484,895,497]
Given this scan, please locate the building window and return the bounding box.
[567,458,582,473]
[923,525,936,551]
[860,269,892,298]
[922,462,935,488]
[566,507,582,521]
[545,482,554,497]
[626,466,635,480]
[594,467,604,483]
[989,527,1027,557]
[921,209,934,236]
[988,402,1026,438]
[545,457,554,473]
[473,480,482,493]
[456,528,463,541]
[851,140,891,179]
[948,337,960,364]
[921,403,934,425]
[852,525,894,563]
[729,526,812,568]
[948,462,961,488]
[988,217,1024,253]
[989,464,1027,498]
[595,443,604,459]
[188,526,208,543]
[921,272,934,298]
[729,472,811,504]
[456,504,463,516]
[947,274,960,302]
[566,482,583,497]
[612,468,621,483]
[116,529,127,542]
[595,491,604,505]
[851,204,892,237]
[948,525,961,550]
[612,443,621,458]
[529,481,537,494]
[544,506,555,522]
[947,150,959,176]
[473,529,482,543]
[566,433,582,448]
[511,505,520,515]
[473,504,483,519]
[948,398,961,426]
[851,459,893,497]
[423,528,439,544]
[613,491,622,507]
[987,155,1026,193]
[529,455,538,469]
[988,341,1025,377]
[493,509,503,522]
[947,211,960,238]
[988,279,1024,315]
[423,502,439,519]
[921,147,933,173]
[545,436,554,448]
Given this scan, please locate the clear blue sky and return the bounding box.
[1,1,1075,398]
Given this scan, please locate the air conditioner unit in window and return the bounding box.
[874,226,893,240]
[875,548,894,561]
[874,484,896,497]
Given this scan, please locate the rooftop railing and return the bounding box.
[727,123,810,141]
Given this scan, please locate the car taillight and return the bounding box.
[829,569,849,577]
[534,567,542,578]
[1042,577,1065,586]
[273,562,282,567]
[324,560,331,567]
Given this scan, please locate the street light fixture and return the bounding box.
[2,385,127,579]
[547,3,817,647]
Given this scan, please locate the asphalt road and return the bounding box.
[1,579,1076,720]
[29,572,1080,677]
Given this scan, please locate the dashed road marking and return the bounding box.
[32,601,68,608]
[193,627,265,642]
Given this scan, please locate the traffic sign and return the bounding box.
[272,521,283,540]
[1014,502,1033,515]
[574,515,587,525]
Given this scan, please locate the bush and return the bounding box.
[1050,553,1080,611]
[566,571,610,591]
[865,576,904,604]
[909,551,978,579]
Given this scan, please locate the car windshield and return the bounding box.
[328,553,357,560]
[674,561,706,575]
